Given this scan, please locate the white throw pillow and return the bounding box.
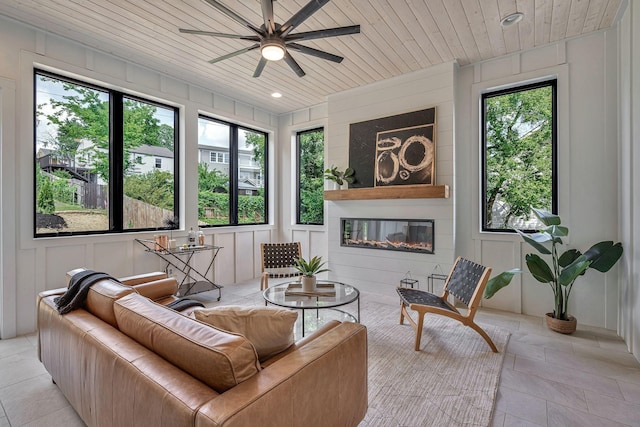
[194,305,298,362]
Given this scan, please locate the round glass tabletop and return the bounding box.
[263,280,359,309]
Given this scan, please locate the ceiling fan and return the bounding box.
[179,0,360,78]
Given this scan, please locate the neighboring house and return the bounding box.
[198,144,263,188]
[129,144,174,175]
[36,148,94,183]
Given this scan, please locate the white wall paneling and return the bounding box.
[618,0,639,357]
[0,77,17,338]
[457,31,621,329]
[0,17,277,337]
[326,62,456,300]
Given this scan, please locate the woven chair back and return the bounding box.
[261,242,302,270]
[445,258,487,306]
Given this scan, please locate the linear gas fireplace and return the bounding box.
[340,218,434,254]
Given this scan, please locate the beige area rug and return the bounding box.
[359,301,510,427]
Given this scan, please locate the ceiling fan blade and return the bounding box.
[285,25,360,41]
[179,29,260,41]
[208,43,260,64]
[280,0,330,37]
[253,57,268,77]
[261,0,276,35]
[286,43,343,63]
[202,0,263,36]
[283,51,306,77]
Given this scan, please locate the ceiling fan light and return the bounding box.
[261,40,285,61]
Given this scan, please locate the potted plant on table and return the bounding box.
[294,255,330,292]
[324,165,355,190]
[484,208,623,334]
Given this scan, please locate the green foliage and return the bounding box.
[124,169,174,210]
[37,178,55,214]
[324,165,355,185]
[38,76,174,183]
[294,255,330,277]
[484,85,553,229]
[244,131,266,176]
[299,130,325,224]
[238,195,265,224]
[484,208,623,321]
[50,170,76,205]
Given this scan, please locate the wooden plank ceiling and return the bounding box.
[0,0,624,114]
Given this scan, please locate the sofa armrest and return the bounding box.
[195,322,368,427]
[131,278,178,302]
[118,271,168,286]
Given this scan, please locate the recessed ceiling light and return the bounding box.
[271,92,283,98]
[501,12,524,27]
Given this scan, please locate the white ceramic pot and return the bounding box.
[301,275,316,292]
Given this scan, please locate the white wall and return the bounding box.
[277,105,329,261]
[456,31,621,329]
[325,62,456,298]
[0,16,280,338]
[618,0,640,358]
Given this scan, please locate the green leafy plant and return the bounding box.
[324,165,355,186]
[484,208,623,321]
[294,255,330,277]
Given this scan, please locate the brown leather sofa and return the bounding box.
[37,272,368,427]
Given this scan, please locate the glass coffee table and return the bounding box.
[263,280,360,337]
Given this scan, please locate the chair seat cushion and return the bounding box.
[265,267,301,279]
[194,305,298,362]
[397,287,456,312]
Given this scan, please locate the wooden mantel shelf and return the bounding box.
[324,185,449,201]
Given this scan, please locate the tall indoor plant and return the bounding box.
[484,208,623,333]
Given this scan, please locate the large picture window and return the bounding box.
[296,128,325,225]
[482,79,557,232]
[35,71,178,237]
[197,116,267,226]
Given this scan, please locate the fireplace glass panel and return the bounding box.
[340,218,434,254]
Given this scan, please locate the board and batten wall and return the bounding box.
[618,0,640,358]
[456,30,621,329]
[325,62,456,297]
[0,16,281,338]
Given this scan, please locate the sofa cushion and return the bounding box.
[85,279,137,327]
[194,305,298,362]
[114,293,260,393]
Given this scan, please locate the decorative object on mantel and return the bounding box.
[348,107,436,188]
[484,208,623,334]
[324,165,355,190]
[294,255,330,292]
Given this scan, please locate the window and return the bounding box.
[35,71,178,236]
[482,79,557,232]
[197,116,268,226]
[296,128,325,225]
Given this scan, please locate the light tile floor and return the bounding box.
[1,280,639,426]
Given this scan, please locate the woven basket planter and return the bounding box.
[545,313,577,334]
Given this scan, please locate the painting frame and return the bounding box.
[348,107,437,188]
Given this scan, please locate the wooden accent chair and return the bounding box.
[396,257,498,352]
[260,242,303,290]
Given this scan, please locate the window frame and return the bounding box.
[33,69,180,238]
[296,127,325,226]
[197,114,269,227]
[480,79,558,233]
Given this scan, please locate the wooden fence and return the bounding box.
[123,195,173,229]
